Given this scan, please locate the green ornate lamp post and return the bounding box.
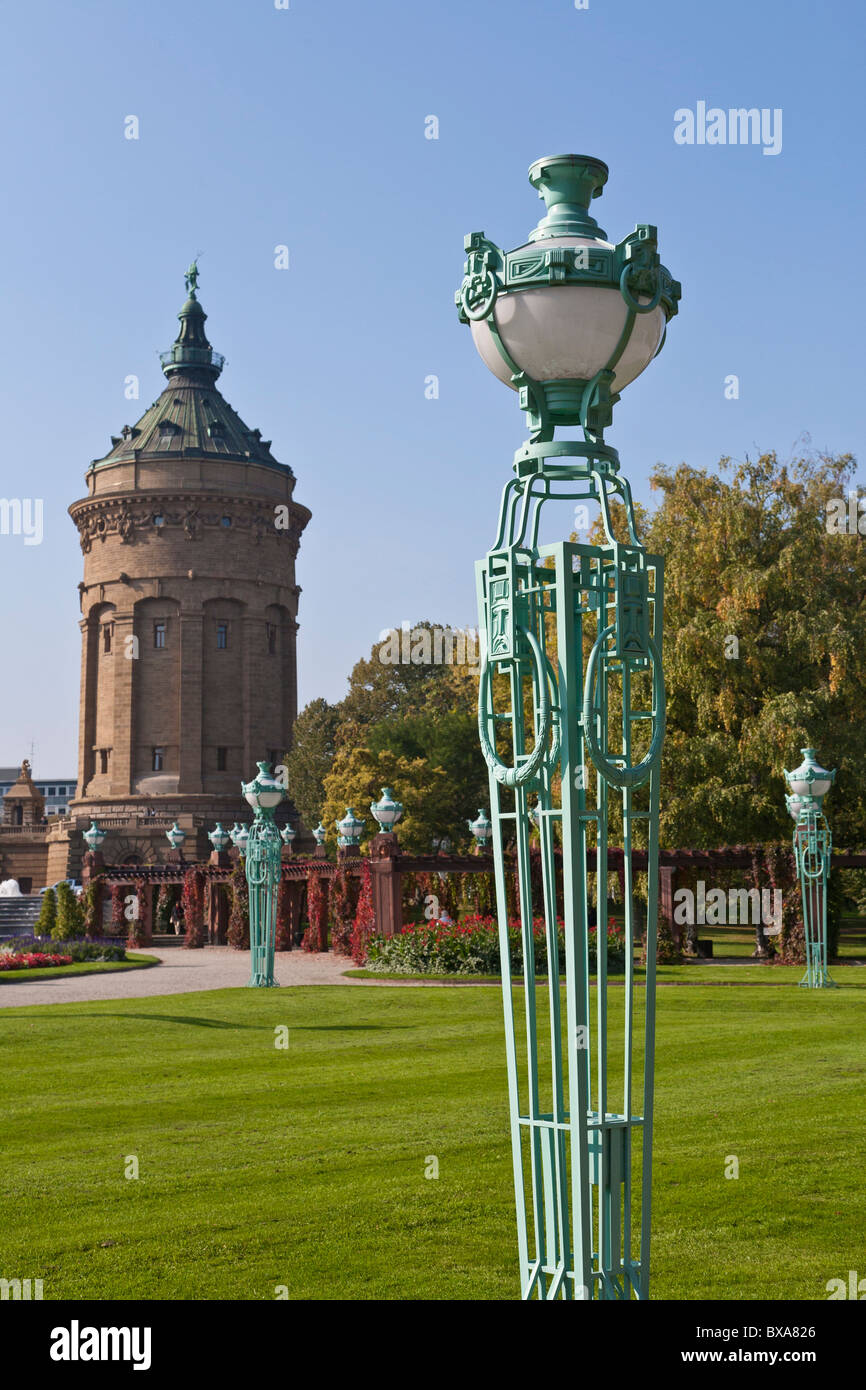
[242,761,285,988]
[784,748,837,989]
[280,823,297,853]
[313,822,327,847]
[457,153,680,1300]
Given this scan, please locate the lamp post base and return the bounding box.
[798,968,838,989]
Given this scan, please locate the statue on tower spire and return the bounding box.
[184,258,200,298]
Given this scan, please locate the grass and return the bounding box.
[677,918,866,961]
[346,961,866,986]
[0,953,158,985]
[1,977,864,1301]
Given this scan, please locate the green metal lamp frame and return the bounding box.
[785,750,838,990]
[242,762,285,988]
[460,153,679,1301]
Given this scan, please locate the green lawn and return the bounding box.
[0,953,158,985]
[1,979,864,1300]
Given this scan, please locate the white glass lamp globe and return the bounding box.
[242,761,285,812]
[457,154,680,433]
[784,748,834,801]
[371,788,403,832]
[470,239,666,396]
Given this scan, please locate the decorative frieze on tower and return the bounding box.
[67,268,310,862]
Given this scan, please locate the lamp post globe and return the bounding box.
[371,788,403,834]
[467,809,493,848]
[336,808,364,848]
[280,823,297,848]
[785,794,803,821]
[208,823,231,853]
[313,822,327,846]
[459,152,678,1300]
[784,747,835,804]
[784,748,837,989]
[83,820,106,854]
[240,761,285,988]
[165,822,186,853]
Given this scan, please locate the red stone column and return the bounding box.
[139,882,153,946]
[369,833,402,939]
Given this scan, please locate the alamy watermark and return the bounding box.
[0,498,43,545]
[826,490,866,535]
[377,623,481,667]
[1,1277,43,1300]
[674,103,782,156]
[673,881,782,934]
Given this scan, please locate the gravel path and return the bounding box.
[0,947,363,1008]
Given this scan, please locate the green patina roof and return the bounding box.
[91,275,291,475]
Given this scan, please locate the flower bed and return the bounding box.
[363,914,626,976]
[0,936,127,963]
[0,952,74,971]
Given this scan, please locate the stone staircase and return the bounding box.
[0,895,44,940]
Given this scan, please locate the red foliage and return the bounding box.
[227,860,250,950]
[302,870,328,952]
[275,878,293,952]
[330,868,358,957]
[182,868,206,949]
[127,879,149,948]
[350,861,376,964]
[111,884,126,934]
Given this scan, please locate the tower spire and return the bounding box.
[159,263,224,380]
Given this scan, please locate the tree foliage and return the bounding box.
[644,451,865,847]
[283,698,341,830]
[53,881,86,940]
[309,628,486,853]
[295,452,866,859]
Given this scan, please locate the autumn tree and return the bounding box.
[645,451,865,847]
[283,698,341,830]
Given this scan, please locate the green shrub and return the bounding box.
[365,915,626,976]
[52,882,86,940]
[35,888,57,936]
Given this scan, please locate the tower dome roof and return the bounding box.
[91,267,291,475]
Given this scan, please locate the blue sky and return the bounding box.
[0,0,862,772]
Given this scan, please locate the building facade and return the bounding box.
[0,269,310,885]
[0,770,76,819]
